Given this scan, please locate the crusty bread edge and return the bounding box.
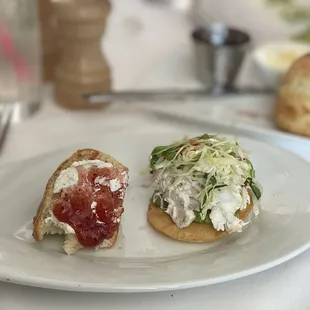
[32,148,127,254]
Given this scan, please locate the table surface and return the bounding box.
[1,1,310,309]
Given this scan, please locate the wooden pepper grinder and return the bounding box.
[53,0,112,109]
[38,0,58,82]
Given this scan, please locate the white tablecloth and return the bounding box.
[1,1,310,309]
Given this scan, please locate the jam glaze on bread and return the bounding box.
[33,149,129,255]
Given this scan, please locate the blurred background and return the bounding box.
[0,0,310,160]
[3,1,310,308]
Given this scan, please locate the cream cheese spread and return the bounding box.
[95,176,121,192]
[54,167,79,194]
[44,211,75,234]
[53,160,114,194]
[72,160,113,169]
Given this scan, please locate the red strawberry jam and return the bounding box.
[52,165,128,247]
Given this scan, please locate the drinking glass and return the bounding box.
[0,0,42,123]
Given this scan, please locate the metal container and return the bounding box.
[192,24,251,93]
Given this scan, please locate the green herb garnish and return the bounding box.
[150,191,168,209]
[245,177,261,200]
[149,134,262,222]
[194,210,212,223]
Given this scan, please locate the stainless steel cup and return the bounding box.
[192,24,251,93]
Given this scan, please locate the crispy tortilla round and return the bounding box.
[147,194,254,243]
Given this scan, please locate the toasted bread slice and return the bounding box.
[33,148,128,255]
[147,192,254,243]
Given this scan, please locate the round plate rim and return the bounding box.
[1,130,310,292]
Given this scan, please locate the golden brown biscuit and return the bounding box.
[147,193,254,243]
[275,53,310,137]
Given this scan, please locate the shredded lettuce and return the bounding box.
[149,134,262,223]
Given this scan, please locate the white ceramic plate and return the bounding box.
[1,131,310,293]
